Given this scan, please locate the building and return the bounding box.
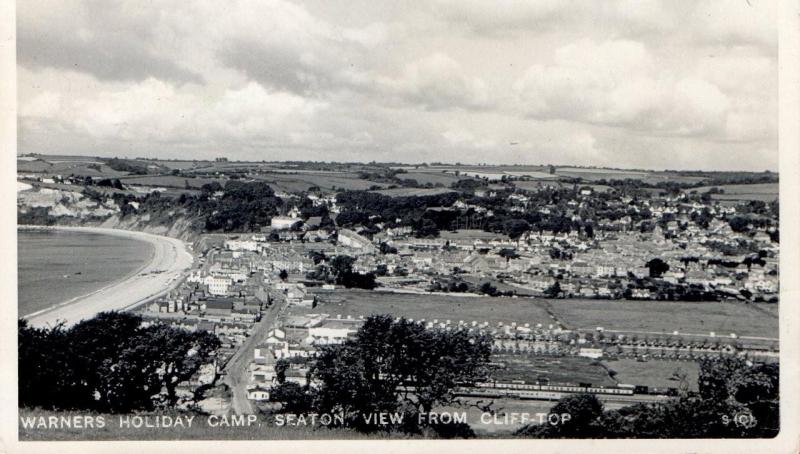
[205,298,234,317]
[307,319,361,345]
[226,239,259,252]
[337,229,376,253]
[271,216,299,230]
[204,275,232,296]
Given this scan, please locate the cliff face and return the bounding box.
[17,186,201,242]
[95,215,200,241]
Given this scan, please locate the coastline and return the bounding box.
[20,225,194,328]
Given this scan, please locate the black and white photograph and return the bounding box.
[5,0,800,451]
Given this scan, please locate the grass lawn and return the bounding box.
[546,299,778,338]
[292,290,555,327]
[490,354,615,387]
[603,358,700,392]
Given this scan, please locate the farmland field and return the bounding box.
[695,183,778,202]
[253,172,389,192]
[290,290,555,327]
[555,167,708,185]
[18,159,128,178]
[371,187,456,197]
[149,160,206,170]
[120,175,224,188]
[603,358,700,392]
[504,171,559,179]
[397,171,464,185]
[545,299,778,339]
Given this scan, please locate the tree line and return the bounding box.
[19,312,219,413]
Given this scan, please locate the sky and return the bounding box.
[17,0,778,170]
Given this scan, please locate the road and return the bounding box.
[222,289,288,414]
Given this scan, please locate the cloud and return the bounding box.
[21,77,325,148]
[433,0,572,33]
[513,40,737,138]
[378,53,490,111]
[689,0,777,50]
[17,0,202,83]
[16,0,778,170]
[432,0,676,37]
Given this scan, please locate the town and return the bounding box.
[17,156,780,428]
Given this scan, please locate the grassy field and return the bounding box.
[491,354,615,386]
[603,358,700,392]
[555,168,708,185]
[371,187,456,197]
[18,159,128,178]
[253,172,389,192]
[504,171,559,179]
[149,160,205,170]
[120,175,224,188]
[293,290,555,327]
[695,183,778,202]
[398,171,464,185]
[546,299,778,338]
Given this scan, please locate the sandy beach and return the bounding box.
[23,226,194,328]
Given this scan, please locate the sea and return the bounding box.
[17,229,155,317]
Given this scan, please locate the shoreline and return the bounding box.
[20,225,194,328]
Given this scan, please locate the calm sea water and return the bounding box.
[17,230,155,317]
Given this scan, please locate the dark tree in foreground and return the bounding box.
[309,314,493,435]
[516,356,779,438]
[19,312,220,412]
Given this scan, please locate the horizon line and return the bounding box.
[18,152,779,175]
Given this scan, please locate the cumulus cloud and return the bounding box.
[513,40,741,138]
[18,0,202,83]
[378,53,490,111]
[689,0,777,50]
[22,77,325,149]
[16,0,778,170]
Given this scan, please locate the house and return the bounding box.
[578,347,603,359]
[526,275,555,291]
[337,229,376,253]
[685,270,713,287]
[305,216,323,230]
[205,298,234,317]
[594,264,616,277]
[283,284,316,307]
[225,239,259,252]
[570,261,593,276]
[307,319,360,345]
[271,216,299,230]
[254,344,276,364]
[247,384,271,401]
[204,275,232,296]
